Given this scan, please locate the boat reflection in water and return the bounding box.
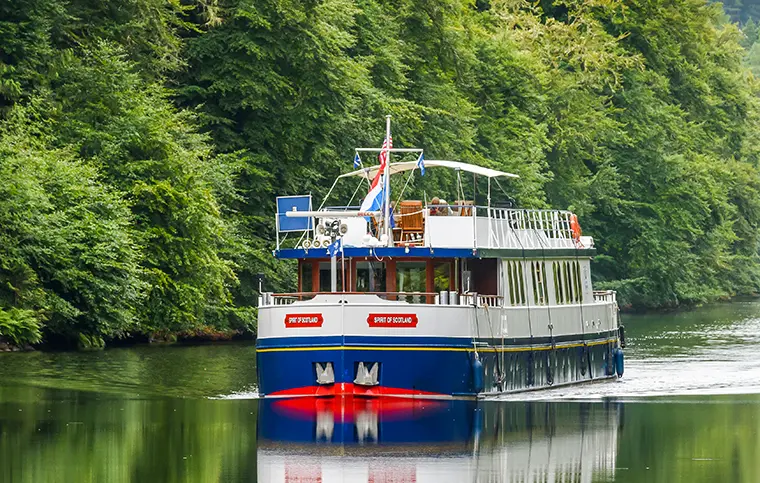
[257,397,621,482]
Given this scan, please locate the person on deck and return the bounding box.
[430,197,453,216]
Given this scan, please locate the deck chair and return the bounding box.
[455,200,474,216]
[399,200,424,245]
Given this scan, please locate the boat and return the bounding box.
[256,116,625,399]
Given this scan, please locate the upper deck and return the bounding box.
[274,132,594,259]
[275,204,595,259]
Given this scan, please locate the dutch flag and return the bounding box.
[360,175,385,217]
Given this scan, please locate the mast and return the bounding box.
[384,115,392,246]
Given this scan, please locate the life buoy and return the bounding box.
[570,214,582,241]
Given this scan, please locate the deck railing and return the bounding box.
[421,206,580,250]
[258,292,502,307]
[297,206,584,251]
[483,208,576,250]
[593,290,617,304]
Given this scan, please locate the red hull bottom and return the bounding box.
[266,383,450,399]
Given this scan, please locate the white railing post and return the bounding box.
[472,206,478,248]
[488,208,494,248]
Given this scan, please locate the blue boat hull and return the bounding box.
[256,334,619,398]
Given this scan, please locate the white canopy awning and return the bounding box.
[338,160,519,180]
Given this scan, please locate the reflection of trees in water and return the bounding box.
[0,385,258,482]
[5,390,760,483]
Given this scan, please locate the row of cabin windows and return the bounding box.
[505,260,526,306]
[506,260,584,306]
[553,260,583,304]
[300,261,451,303]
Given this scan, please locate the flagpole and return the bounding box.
[384,115,392,246]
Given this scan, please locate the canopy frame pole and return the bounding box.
[355,148,423,153]
[384,115,392,247]
[488,177,493,248]
[316,177,340,212]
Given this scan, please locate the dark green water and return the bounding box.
[2,300,760,482]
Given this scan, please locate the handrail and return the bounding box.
[271,291,439,298]
[592,290,617,303]
[261,291,504,307]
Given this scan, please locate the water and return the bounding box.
[1,300,760,482]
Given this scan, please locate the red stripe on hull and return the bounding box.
[270,394,447,422]
[266,383,447,399]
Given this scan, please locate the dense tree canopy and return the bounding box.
[2,0,760,346]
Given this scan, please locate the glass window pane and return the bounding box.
[356,261,386,293]
[433,262,451,293]
[301,262,313,292]
[397,261,427,303]
[541,263,548,305]
[508,262,516,306]
[564,262,572,303]
[319,262,343,292]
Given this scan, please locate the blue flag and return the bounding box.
[327,237,343,257]
[353,152,361,169]
[416,152,425,176]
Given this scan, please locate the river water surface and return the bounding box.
[2,300,760,482]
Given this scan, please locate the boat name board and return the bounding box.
[367,313,418,328]
[284,313,324,328]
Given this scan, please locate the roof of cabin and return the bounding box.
[274,247,597,259]
[338,160,519,180]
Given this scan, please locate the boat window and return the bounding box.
[517,261,526,305]
[356,261,386,293]
[318,262,343,292]
[300,262,313,292]
[555,261,577,305]
[564,261,573,303]
[507,261,516,305]
[574,260,583,303]
[396,261,427,303]
[531,261,548,305]
[433,261,451,293]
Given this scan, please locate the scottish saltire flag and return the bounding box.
[327,237,343,257]
[416,152,425,176]
[353,152,361,168]
[370,136,392,190]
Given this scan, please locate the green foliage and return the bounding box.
[0,307,42,346]
[741,17,759,48]
[44,42,241,334]
[0,1,245,346]
[2,0,760,349]
[0,113,143,342]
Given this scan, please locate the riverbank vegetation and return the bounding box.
[2,0,760,347]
